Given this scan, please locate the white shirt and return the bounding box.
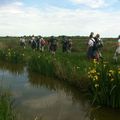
[118,39,120,43]
[88,38,95,47]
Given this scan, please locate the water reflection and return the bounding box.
[0,61,24,75]
[28,71,88,105]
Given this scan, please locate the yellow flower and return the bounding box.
[94,75,98,80]
[104,64,106,67]
[118,69,120,74]
[111,78,114,82]
[76,66,80,69]
[108,73,112,77]
[93,59,97,64]
[95,84,99,88]
[91,69,96,74]
[88,75,92,78]
[109,70,114,74]
[97,72,100,75]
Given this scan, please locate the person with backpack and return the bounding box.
[67,37,72,53]
[49,36,58,55]
[87,32,95,60]
[19,36,26,48]
[93,34,103,61]
[36,36,41,50]
[40,37,46,52]
[62,36,68,52]
[31,35,37,50]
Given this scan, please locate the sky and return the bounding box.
[0,0,120,37]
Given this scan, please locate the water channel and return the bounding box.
[0,62,120,120]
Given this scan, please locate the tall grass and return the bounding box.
[28,52,90,90]
[0,91,15,120]
[28,53,55,77]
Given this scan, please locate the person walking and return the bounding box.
[113,35,120,62]
[93,34,103,61]
[87,32,95,60]
[62,36,68,52]
[49,36,58,55]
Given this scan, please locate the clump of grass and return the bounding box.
[88,59,120,108]
[0,91,15,120]
[28,53,55,77]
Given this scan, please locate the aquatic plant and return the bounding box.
[88,59,120,108]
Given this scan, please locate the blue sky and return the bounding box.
[0,0,120,37]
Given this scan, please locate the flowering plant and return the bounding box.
[88,59,120,108]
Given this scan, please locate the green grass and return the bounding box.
[0,90,15,120]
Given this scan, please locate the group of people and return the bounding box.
[20,33,120,61]
[87,32,120,62]
[19,35,73,55]
[87,32,103,61]
[20,36,46,51]
[29,36,46,52]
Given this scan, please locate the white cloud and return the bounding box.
[70,0,107,8]
[0,2,120,37]
[70,0,120,9]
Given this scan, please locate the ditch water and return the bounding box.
[0,62,120,120]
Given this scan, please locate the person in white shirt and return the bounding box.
[20,36,26,48]
[113,35,120,62]
[87,32,95,60]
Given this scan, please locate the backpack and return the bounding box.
[41,39,45,45]
[92,39,98,51]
